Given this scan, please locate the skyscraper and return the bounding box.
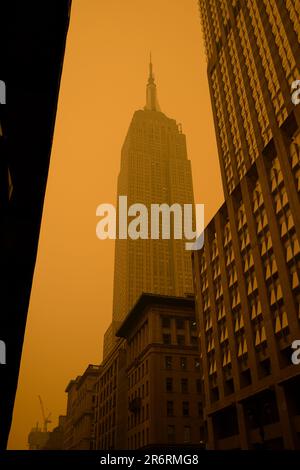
[193,1,300,449]
[103,58,196,357]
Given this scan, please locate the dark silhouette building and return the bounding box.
[94,294,203,450]
[64,365,99,450]
[0,1,71,449]
[193,0,300,449]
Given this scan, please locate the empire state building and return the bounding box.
[104,58,196,356]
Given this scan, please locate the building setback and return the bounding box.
[93,294,204,450]
[194,0,300,449]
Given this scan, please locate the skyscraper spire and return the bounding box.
[145,53,161,112]
[149,52,154,83]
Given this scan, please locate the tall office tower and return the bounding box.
[112,59,195,322]
[193,1,300,449]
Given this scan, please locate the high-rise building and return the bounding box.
[193,0,300,449]
[104,58,195,357]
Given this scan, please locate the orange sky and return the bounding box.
[8,0,223,449]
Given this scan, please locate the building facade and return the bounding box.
[194,0,300,449]
[110,59,195,331]
[42,416,66,450]
[64,364,99,450]
[93,339,127,450]
[94,294,204,450]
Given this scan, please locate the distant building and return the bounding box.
[194,0,300,449]
[42,416,66,450]
[94,294,204,450]
[93,339,127,449]
[28,426,50,450]
[64,365,99,450]
[104,58,196,358]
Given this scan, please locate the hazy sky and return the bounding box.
[8,0,223,449]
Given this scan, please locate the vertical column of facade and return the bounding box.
[206,2,240,196]
[191,251,214,447]
[203,230,225,403]
[242,1,300,339]
[215,0,252,179]
[240,175,281,374]
[222,196,262,384]
[270,0,300,128]
[243,1,300,238]
[214,211,247,392]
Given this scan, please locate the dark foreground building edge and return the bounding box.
[0,0,71,450]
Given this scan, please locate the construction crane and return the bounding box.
[38,396,52,433]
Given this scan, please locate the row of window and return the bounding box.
[165,356,200,371]
[128,360,148,389]
[166,400,203,418]
[165,377,201,394]
[163,334,198,346]
[161,317,197,330]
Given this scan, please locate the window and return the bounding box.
[198,402,203,417]
[162,317,171,328]
[163,334,171,345]
[180,357,187,370]
[177,335,185,346]
[194,358,200,370]
[176,319,184,329]
[167,425,175,443]
[184,426,191,443]
[181,378,188,393]
[196,379,201,394]
[166,378,173,392]
[167,400,174,417]
[182,401,189,417]
[165,356,172,369]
